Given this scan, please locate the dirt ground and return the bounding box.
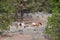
[0,33,47,40]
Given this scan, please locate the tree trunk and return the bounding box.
[20,10,23,22]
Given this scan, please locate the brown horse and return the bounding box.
[32,22,42,27]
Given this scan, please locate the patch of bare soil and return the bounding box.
[0,33,48,40]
